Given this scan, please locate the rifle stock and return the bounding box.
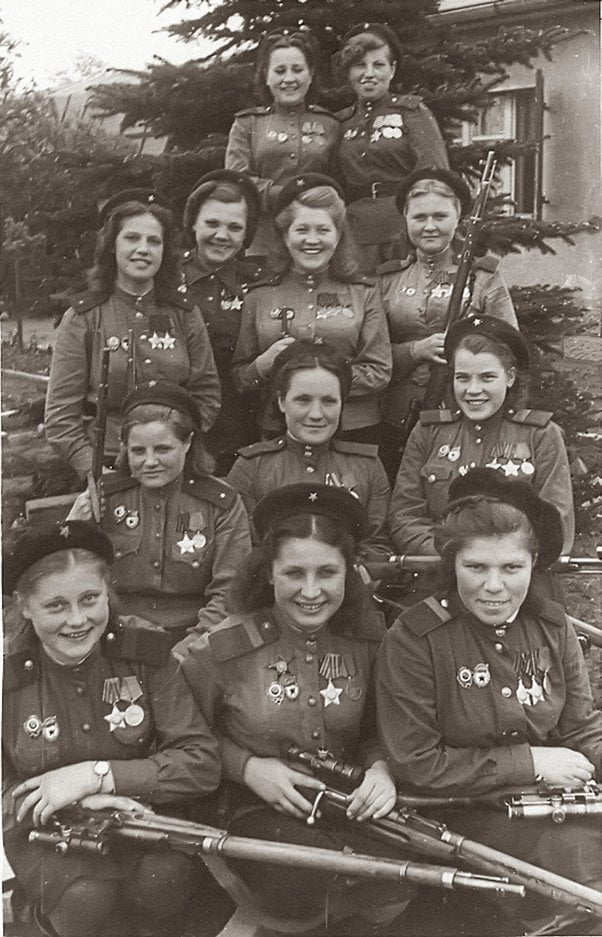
[86,346,111,523]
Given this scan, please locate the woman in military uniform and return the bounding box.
[377,468,602,934]
[389,315,574,558]
[228,338,393,560]
[67,381,251,645]
[232,173,392,445]
[336,23,449,273]
[379,168,519,481]
[181,169,264,474]
[2,520,220,937]
[176,484,415,930]
[45,191,220,478]
[225,28,340,255]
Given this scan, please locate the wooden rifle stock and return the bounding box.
[86,346,111,523]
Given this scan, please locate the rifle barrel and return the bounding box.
[91,347,111,481]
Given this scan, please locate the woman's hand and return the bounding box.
[66,490,95,522]
[412,332,446,365]
[255,337,296,379]
[531,747,595,788]
[13,762,99,826]
[243,756,325,818]
[79,793,144,813]
[346,760,397,822]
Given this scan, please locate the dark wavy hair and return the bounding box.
[450,332,525,409]
[120,404,212,477]
[227,512,372,633]
[255,30,320,104]
[336,31,398,82]
[87,201,181,304]
[272,186,360,280]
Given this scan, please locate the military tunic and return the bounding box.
[181,250,264,461]
[378,249,519,426]
[45,287,220,477]
[232,268,392,432]
[3,616,220,908]
[337,94,448,264]
[101,472,251,635]
[389,407,575,556]
[227,434,393,560]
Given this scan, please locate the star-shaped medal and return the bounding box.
[162,332,176,350]
[149,332,163,349]
[229,296,243,311]
[320,679,343,707]
[177,533,196,554]
[503,460,520,477]
[104,704,127,732]
[308,492,318,502]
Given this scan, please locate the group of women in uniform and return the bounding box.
[3,18,601,937]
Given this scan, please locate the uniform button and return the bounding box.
[76,685,85,696]
[135,311,144,319]
[154,504,161,511]
[495,628,506,636]
[428,473,436,483]
[475,438,482,445]
[509,730,519,737]
[207,295,214,301]
[306,639,317,647]
[306,466,315,473]
[311,730,320,740]
[308,697,317,707]
[115,550,122,558]
[24,659,34,671]
[440,598,449,608]
[494,643,504,652]
[155,532,161,539]
[474,424,482,431]
[106,632,115,642]
[144,358,152,365]
[305,654,314,663]
[192,561,200,568]
[140,334,147,341]
[82,723,91,733]
[153,560,161,569]
[501,686,512,698]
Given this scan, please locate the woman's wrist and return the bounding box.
[409,340,420,361]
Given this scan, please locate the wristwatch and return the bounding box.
[93,760,111,793]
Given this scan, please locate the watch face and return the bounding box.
[95,760,110,776]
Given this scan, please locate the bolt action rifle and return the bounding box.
[86,346,110,523]
[399,150,497,452]
[288,747,602,918]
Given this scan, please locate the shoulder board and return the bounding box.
[534,596,567,628]
[473,255,499,274]
[208,610,279,661]
[332,439,378,458]
[247,272,284,291]
[376,256,414,275]
[102,616,171,666]
[237,256,267,281]
[163,290,193,312]
[183,474,238,509]
[401,595,452,637]
[336,104,357,121]
[345,273,375,286]
[102,473,139,497]
[237,437,285,459]
[71,290,109,315]
[344,608,387,642]
[3,632,40,692]
[234,105,272,118]
[419,409,461,425]
[508,409,553,428]
[308,103,337,118]
[390,94,423,109]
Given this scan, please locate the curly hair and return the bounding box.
[120,404,212,477]
[227,513,372,633]
[336,31,398,82]
[87,201,181,304]
[272,186,361,280]
[255,30,320,104]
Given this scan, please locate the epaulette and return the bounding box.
[508,409,553,428]
[234,105,272,118]
[534,596,567,628]
[473,255,499,274]
[3,630,39,692]
[71,290,109,315]
[307,103,337,118]
[336,104,357,121]
[102,473,140,497]
[344,608,387,642]
[102,615,171,666]
[183,474,239,510]
[332,439,378,458]
[401,595,452,637]
[345,273,375,286]
[208,610,279,661]
[419,409,461,425]
[236,437,285,459]
[247,271,284,290]
[376,256,414,275]
[238,256,268,281]
[390,94,423,109]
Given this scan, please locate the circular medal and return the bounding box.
[285,683,300,700]
[114,505,127,522]
[267,682,285,704]
[125,513,139,529]
[521,461,535,476]
[447,448,461,463]
[277,132,288,143]
[472,663,491,688]
[42,717,60,741]
[192,532,207,550]
[124,704,145,727]
[438,445,450,458]
[106,335,121,352]
[346,684,362,702]
[275,660,288,675]
[456,666,473,689]
[24,715,42,739]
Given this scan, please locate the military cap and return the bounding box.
[444,315,530,370]
[270,338,353,400]
[272,173,346,218]
[99,189,169,226]
[3,521,114,595]
[122,380,203,431]
[253,483,367,543]
[340,22,402,63]
[183,170,261,247]
[396,168,472,217]
[445,467,563,568]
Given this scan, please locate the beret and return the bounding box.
[340,22,402,62]
[99,189,170,227]
[445,315,530,370]
[183,170,261,248]
[272,173,345,218]
[445,467,563,569]
[270,339,353,400]
[122,380,202,431]
[396,168,472,217]
[3,521,114,594]
[253,483,367,543]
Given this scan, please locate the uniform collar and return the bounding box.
[272,604,330,648]
[185,252,241,294]
[359,91,392,115]
[289,266,330,288]
[460,405,506,436]
[286,432,332,462]
[449,590,520,637]
[139,471,183,503]
[416,247,454,269]
[113,284,156,310]
[273,101,307,117]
